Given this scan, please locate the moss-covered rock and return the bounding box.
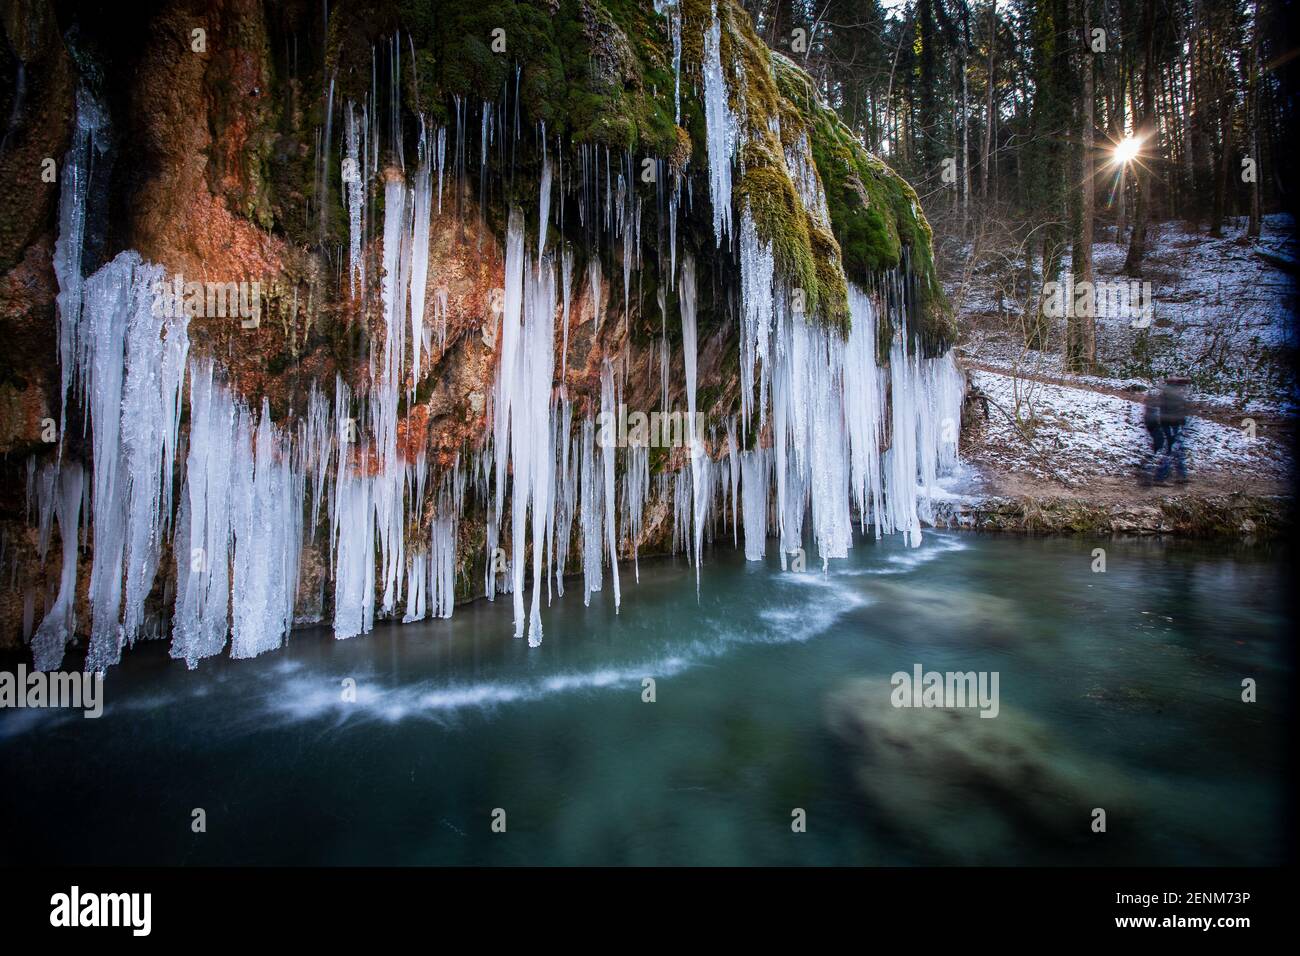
[931,493,1291,540]
[310,0,941,341]
[771,51,954,352]
[324,0,683,157]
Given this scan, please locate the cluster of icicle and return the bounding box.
[24,9,963,673]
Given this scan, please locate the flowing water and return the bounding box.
[0,532,1289,866]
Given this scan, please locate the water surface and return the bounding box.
[1,532,1289,865]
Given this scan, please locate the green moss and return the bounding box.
[771,52,953,351]
[309,0,942,348]
[735,155,813,295]
[334,0,685,156]
[809,224,849,329]
[682,2,851,330]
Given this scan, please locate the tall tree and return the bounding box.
[1124,0,1156,274]
[1246,0,1262,237]
[1068,0,1097,371]
[980,1,996,200]
[1026,0,1071,348]
[917,0,943,177]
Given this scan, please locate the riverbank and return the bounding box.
[944,384,1293,539]
[938,214,1295,540]
[932,488,1291,539]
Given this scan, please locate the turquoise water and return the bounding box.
[0,532,1290,865]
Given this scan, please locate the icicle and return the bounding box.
[671,465,692,558]
[121,262,189,647]
[680,255,699,434]
[805,324,851,566]
[409,142,434,398]
[435,125,448,212]
[330,372,376,639]
[53,85,107,461]
[404,551,427,623]
[740,448,768,561]
[738,209,775,438]
[79,253,191,672]
[726,417,740,545]
[229,399,302,659]
[679,254,706,592]
[519,240,556,641]
[538,128,552,264]
[302,382,333,541]
[371,174,411,617]
[600,362,621,614]
[653,1,683,124]
[430,512,457,618]
[560,246,573,377]
[623,443,649,581]
[553,395,576,598]
[486,207,560,642]
[579,414,603,604]
[884,338,922,547]
[171,359,235,668]
[842,285,884,535]
[344,100,366,297]
[33,462,55,562]
[701,1,738,246]
[588,256,603,330]
[333,473,376,640]
[31,464,84,671]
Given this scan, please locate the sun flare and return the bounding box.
[1113,135,1141,165]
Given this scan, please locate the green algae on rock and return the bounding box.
[311,0,945,341]
[771,50,954,352]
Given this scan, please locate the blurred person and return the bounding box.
[1154,377,1190,485]
[1139,386,1164,486]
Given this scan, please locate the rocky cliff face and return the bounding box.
[0,0,960,663]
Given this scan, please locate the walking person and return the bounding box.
[1139,385,1164,486]
[1154,376,1190,486]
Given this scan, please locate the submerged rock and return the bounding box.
[863,581,1025,644]
[824,677,1141,863]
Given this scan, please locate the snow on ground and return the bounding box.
[947,214,1298,418]
[966,367,1291,485]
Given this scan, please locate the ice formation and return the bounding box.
[28,20,965,674]
[701,1,739,247]
[171,361,236,667]
[76,254,189,672]
[30,464,84,671]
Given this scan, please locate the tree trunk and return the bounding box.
[1247,0,1262,238]
[981,1,995,199]
[1124,0,1155,275]
[1211,67,1233,236]
[1109,13,1128,242]
[961,2,971,227]
[1069,0,1097,372]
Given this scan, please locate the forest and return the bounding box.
[741,0,1296,369]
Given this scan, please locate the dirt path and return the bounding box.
[959,359,1290,432]
[955,362,1290,505]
